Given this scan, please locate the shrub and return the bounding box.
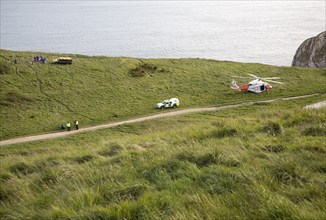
[129,63,165,77]
[130,66,146,77]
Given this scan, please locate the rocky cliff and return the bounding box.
[292,31,326,68]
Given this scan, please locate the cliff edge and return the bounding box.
[292,31,326,68]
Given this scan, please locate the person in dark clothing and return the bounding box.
[74,120,79,130]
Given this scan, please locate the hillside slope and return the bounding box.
[0,97,325,219]
[1,49,325,140]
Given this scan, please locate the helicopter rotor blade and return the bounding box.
[261,77,281,80]
[263,79,284,84]
[231,76,251,79]
[232,74,284,84]
[247,73,259,78]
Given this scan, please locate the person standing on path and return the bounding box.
[66,122,71,131]
[74,120,79,130]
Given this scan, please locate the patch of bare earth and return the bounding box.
[303,101,326,109]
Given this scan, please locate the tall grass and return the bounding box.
[0,98,325,219]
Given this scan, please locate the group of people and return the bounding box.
[33,55,46,64]
[61,120,79,131]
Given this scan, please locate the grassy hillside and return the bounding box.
[1,49,325,140]
[0,97,325,219]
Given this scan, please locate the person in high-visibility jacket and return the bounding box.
[66,122,71,131]
[74,120,79,130]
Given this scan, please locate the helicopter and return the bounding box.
[230,74,284,94]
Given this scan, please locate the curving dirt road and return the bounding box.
[0,94,320,146]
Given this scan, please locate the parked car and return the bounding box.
[156,98,179,109]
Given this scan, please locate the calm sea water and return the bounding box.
[1,1,325,66]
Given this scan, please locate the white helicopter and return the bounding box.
[230,74,284,94]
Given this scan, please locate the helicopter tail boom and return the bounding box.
[230,80,241,91]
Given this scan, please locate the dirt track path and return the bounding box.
[0,94,320,146]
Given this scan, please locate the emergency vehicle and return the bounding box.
[156,98,179,109]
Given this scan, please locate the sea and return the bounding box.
[1,1,325,66]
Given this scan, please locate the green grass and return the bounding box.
[0,50,325,219]
[0,97,325,219]
[1,49,325,139]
